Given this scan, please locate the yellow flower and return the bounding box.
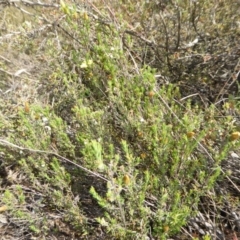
[24,101,30,113]
[186,131,195,138]
[123,175,130,185]
[230,132,240,141]
[83,12,89,20]
[148,91,155,98]
[80,59,93,69]
[163,225,169,233]
[0,205,8,212]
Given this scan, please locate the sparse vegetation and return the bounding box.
[0,0,240,239]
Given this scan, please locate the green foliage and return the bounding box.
[0,0,239,239]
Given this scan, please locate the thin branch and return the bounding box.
[159,12,172,71]
[0,138,157,209]
[180,93,199,101]
[174,2,181,51]
[0,138,108,182]
[7,0,59,8]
